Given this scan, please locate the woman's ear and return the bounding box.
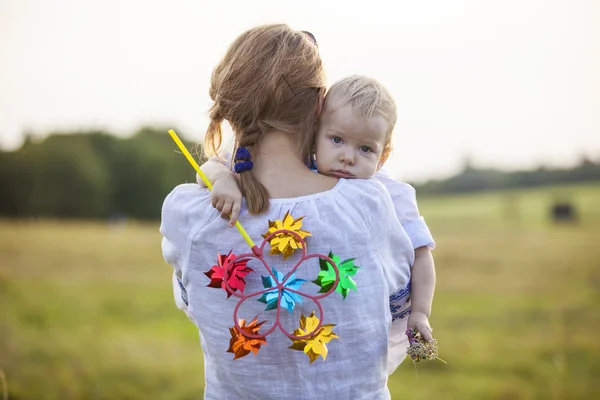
[315,88,326,118]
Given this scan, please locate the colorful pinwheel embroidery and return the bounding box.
[262,211,311,259]
[289,311,339,363]
[258,268,306,314]
[204,251,253,298]
[313,251,360,299]
[227,316,267,359]
[203,210,357,362]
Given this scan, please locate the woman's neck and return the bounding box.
[253,130,307,172]
[251,130,337,198]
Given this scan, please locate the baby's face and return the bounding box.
[314,105,389,179]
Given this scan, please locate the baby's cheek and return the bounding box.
[314,156,328,172]
[364,160,381,178]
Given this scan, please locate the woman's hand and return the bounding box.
[407,311,433,341]
[211,174,243,227]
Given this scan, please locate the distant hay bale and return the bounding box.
[550,202,578,223]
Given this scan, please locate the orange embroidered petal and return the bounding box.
[227,316,267,359]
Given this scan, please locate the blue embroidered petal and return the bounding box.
[261,275,273,288]
[285,277,307,290]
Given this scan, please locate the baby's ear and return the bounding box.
[377,147,391,171]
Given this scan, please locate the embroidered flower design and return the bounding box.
[289,311,339,363]
[204,251,253,298]
[258,268,307,314]
[312,251,360,299]
[227,316,267,359]
[262,211,311,259]
[204,211,354,362]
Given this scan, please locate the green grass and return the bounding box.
[1,183,600,399]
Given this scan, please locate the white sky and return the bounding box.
[1,0,599,181]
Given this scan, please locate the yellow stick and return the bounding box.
[168,129,255,249]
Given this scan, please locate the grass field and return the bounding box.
[1,183,599,399]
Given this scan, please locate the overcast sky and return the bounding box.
[1,0,598,181]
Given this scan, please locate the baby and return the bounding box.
[200,75,436,374]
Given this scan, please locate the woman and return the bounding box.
[160,24,414,399]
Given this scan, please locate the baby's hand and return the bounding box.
[407,311,433,341]
[211,174,243,227]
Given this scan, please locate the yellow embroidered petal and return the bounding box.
[282,211,294,228]
[298,229,311,238]
[262,211,312,259]
[299,314,307,331]
[277,238,289,253]
[306,348,319,364]
[288,216,304,231]
[305,340,328,360]
[282,246,295,259]
[303,313,319,334]
[289,312,339,363]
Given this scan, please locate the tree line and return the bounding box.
[413,157,600,195]
[0,128,598,219]
[0,127,200,220]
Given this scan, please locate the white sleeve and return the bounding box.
[160,184,208,313]
[162,237,188,311]
[374,169,435,250]
[358,178,414,296]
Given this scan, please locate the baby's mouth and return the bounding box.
[330,169,356,179]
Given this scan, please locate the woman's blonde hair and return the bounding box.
[204,24,325,214]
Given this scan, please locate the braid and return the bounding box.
[235,123,269,214]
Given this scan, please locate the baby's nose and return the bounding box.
[340,151,355,165]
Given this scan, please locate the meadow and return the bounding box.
[1,183,599,399]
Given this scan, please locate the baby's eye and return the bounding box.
[359,145,372,153]
[332,137,342,144]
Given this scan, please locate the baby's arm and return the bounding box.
[374,169,435,250]
[374,169,437,340]
[197,157,243,227]
[408,247,436,340]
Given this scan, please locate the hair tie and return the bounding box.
[234,147,251,162]
[234,147,253,173]
[234,160,253,173]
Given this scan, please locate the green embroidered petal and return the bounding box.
[313,251,360,299]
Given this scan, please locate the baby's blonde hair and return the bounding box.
[324,75,397,150]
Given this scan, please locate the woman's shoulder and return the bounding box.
[337,178,395,207]
[161,184,214,237]
[163,183,210,213]
[373,169,416,195]
[337,177,389,195]
[160,179,396,235]
[332,178,398,232]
